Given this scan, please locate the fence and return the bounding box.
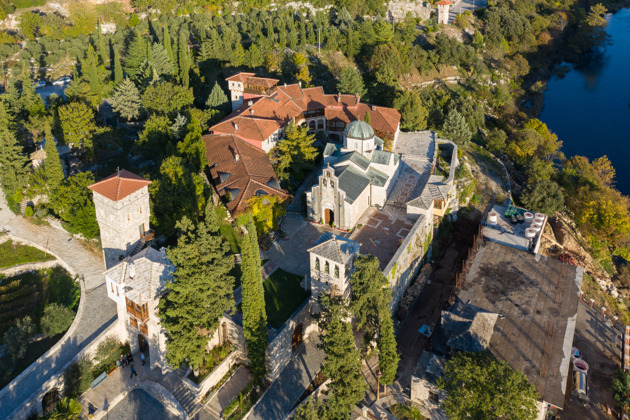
[454,225,483,290]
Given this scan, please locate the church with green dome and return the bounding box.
[306,120,401,230]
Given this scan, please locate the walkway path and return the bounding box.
[205,366,252,418]
[247,337,325,420]
[0,190,117,419]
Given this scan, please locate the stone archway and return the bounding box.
[138,333,149,365]
[324,209,334,226]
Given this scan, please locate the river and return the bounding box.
[539,8,630,195]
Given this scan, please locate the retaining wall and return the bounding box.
[183,350,242,400]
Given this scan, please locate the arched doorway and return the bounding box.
[324,208,334,226]
[292,323,303,351]
[138,334,149,365]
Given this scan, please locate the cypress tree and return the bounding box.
[124,31,147,76]
[163,24,175,68]
[43,125,64,193]
[177,31,190,88]
[0,103,29,202]
[94,21,106,64]
[205,82,229,112]
[159,202,235,369]
[83,44,102,96]
[364,111,371,124]
[319,294,367,419]
[176,116,208,173]
[110,78,142,121]
[377,310,399,386]
[113,44,123,86]
[349,255,390,345]
[241,220,268,383]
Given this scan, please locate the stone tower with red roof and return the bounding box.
[88,169,152,268]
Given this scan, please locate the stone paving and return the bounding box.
[0,190,117,419]
[247,336,325,420]
[204,365,252,418]
[264,214,338,276]
[103,388,179,420]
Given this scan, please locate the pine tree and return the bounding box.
[0,103,29,202]
[112,44,123,86]
[319,294,367,420]
[163,24,175,68]
[205,82,229,112]
[124,31,147,76]
[241,219,268,383]
[159,203,235,369]
[58,102,96,157]
[350,255,389,345]
[150,43,175,77]
[43,125,64,193]
[337,67,366,97]
[83,44,103,97]
[110,78,142,121]
[442,109,473,146]
[170,113,187,139]
[269,122,318,184]
[177,31,190,88]
[377,311,399,386]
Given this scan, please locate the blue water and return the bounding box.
[539,8,630,195]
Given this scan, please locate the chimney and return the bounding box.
[336,92,341,103]
[284,83,287,87]
[248,100,253,106]
[250,109,254,116]
[234,123,238,131]
[235,154,240,162]
[355,93,360,103]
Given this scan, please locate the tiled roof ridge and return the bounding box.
[307,238,335,254]
[333,236,344,263]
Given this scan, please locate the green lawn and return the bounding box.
[263,269,310,329]
[220,223,241,255]
[0,240,55,269]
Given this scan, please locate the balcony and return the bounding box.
[141,229,155,242]
[126,298,149,322]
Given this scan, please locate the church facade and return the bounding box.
[306,120,401,230]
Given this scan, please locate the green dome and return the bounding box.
[344,120,374,140]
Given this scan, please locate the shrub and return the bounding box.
[47,267,80,310]
[64,358,93,398]
[3,315,35,362]
[40,303,75,337]
[13,0,46,9]
[24,206,33,217]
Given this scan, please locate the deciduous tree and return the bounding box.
[50,172,99,238]
[41,303,75,337]
[142,81,194,116]
[3,316,35,362]
[438,352,539,420]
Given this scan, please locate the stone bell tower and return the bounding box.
[88,169,152,269]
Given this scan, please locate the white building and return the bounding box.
[436,0,453,25]
[306,120,401,230]
[307,232,361,299]
[104,246,174,373]
[88,170,152,269]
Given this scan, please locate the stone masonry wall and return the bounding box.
[384,214,433,311]
[265,298,319,381]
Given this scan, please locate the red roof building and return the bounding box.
[203,134,289,216]
[215,73,401,153]
[87,169,152,202]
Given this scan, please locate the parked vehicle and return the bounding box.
[32,80,46,89]
[52,76,71,86]
[572,370,589,404]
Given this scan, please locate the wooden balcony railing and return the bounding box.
[126,298,149,322]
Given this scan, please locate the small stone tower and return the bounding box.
[436,0,453,25]
[88,169,152,269]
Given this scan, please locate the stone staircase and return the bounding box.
[131,238,146,256]
[171,382,203,417]
[19,197,29,214]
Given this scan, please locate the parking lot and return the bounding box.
[562,302,622,418]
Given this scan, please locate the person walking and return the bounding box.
[119,354,126,368]
[127,352,134,365]
[141,352,145,366]
[130,364,137,378]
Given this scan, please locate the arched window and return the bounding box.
[317,120,324,130]
[315,258,320,271]
[323,179,327,187]
[309,121,316,130]
[325,261,329,274]
[334,265,339,278]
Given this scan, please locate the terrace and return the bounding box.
[263,269,310,330]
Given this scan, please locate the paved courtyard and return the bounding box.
[0,190,116,419]
[102,388,178,420]
[562,302,622,419]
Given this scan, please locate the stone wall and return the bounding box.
[183,350,242,400]
[265,297,319,381]
[0,259,60,277]
[7,323,120,420]
[388,0,433,21]
[384,214,433,311]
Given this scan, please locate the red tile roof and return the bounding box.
[436,1,453,4]
[226,72,279,88]
[210,79,401,146]
[203,134,288,215]
[88,169,151,202]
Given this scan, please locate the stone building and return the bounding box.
[104,246,173,373]
[436,0,453,25]
[306,120,401,230]
[212,72,401,153]
[88,170,152,269]
[307,232,361,299]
